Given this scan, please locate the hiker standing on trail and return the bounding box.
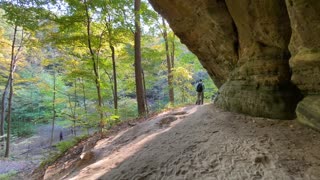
[59,131,63,141]
[196,79,205,105]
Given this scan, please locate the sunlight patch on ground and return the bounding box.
[70,130,168,180]
[69,106,197,180]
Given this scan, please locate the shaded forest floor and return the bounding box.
[40,103,320,180]
[0,124,85,178]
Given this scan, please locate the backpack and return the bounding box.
[196,83,203,92]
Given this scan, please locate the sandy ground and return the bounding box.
[42,104,320,180]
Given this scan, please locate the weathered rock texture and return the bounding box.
[286,0,320,130]
[149,0,320,129]
[296,96,320,129]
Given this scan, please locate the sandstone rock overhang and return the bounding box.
[149,0,320,130]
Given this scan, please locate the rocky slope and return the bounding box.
[42,104,320,179]
[148,0,320,130]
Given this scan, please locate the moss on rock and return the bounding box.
[296,96,320,131]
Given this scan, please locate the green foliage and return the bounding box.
[56,135,89,153]
[55,139,76,154]
[172,66,195,105]
[0,170,17,180]
[56,134,89,154]
[11,121,35,137]
[103,114,121,129]
[0,1,52,32]
[40,134,89,168]
[12,68,67,124]
[203,78,218,100]
[118,97,138,120]
[39,152,61,169]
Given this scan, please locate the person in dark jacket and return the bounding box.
[59,131,63,141]
[196,79,205,105]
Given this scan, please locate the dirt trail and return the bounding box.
[44,104,320,180]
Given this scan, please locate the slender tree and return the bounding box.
[0,30,13,149]
[105,16,118,112]
[162,18,174,106]
[5,54,13,157]
[142,69,149,114]
[110,45,117,112]
[80,78,89,134]
[170,34,175,69]
[50,67,56,146]
[102,0,135,114]
[134,0,146,116]
[72,79,78,136]
[84,0,104,128]
[0,79,9,148]
[4,25,23,157]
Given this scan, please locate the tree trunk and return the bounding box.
[84,0,104,129]
[142,69,149,114]
[105,15,118,114]
[81,78,88,117]
[171,35,175,69]
[67,95,74,135]
[5,70,13,157]
[0,80,10,148]
[104,70,115,105]
[134,0,146,116]
[110,45,118,113]
[50,69,56,146]
[162,18,174,106]
[73,79,78,136]
[4,25,19,157]
[80,78,89,135]
[67,79,78,136]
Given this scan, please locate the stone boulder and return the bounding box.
[296,96,320,130]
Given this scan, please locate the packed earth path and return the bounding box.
[41,103,320,180]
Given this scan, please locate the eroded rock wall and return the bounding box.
[216,0,301,119]
[286,0,320,129]
[149,0,320,128]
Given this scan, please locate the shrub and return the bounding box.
[56,134,88,154]
[0,171,17,180]
[11,121,35,137]
[39,134,89,168]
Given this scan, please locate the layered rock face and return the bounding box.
[149,0,320,129]
[286,0,320,129]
